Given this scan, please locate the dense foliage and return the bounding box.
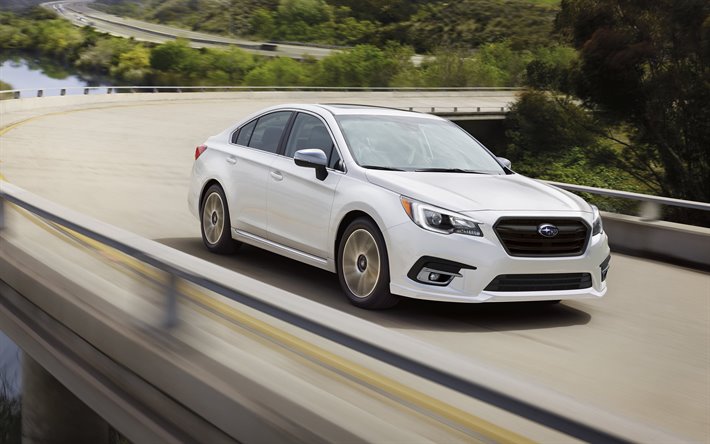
[556,0,709,211]
[503,91,644,213]
[497,0,710,223]
[94,0,559,51]
[0,9,566,89]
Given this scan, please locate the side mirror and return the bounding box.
[294,149,328,181]
[497,157,512,169]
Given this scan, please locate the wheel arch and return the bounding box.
[334,210,386,265]
[199,178,226,211]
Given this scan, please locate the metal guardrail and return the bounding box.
[0,85,522,100]
[544,180,710,221]
[0,179,650,443]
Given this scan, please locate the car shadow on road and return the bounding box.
[156,237,592,332]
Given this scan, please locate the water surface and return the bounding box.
[0,54,110,97]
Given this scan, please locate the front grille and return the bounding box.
[485,273,592,292]
[495,218,589,257]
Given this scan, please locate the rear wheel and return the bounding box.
[200,184,240,254]
[337,218,399,309]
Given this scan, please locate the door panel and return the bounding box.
[227,111,292,238]
[267,156,342,257]
[267,113,342,258]
[227,148,275,238]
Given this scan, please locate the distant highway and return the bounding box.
[1,91,708,441]
[43,0,426,63]
[44,0,389,62]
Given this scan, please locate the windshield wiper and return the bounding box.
[360,165,408,171]
[414,168,487,174]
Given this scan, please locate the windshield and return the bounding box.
[335,115,504,174]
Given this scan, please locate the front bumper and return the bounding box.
[385,220,609,303]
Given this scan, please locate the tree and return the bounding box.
[556,0,710,213]
[149,38,194,71]
[111,45,151,83]
[504,91,643,214]
[243,57,311,85]
[312,44,410,87]
[75,37,134,73]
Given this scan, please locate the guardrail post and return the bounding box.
[83,88,89,95]
[107,88,112,94]
[477,107,481,112]
[164,272,178,328]
[431,107,435,113]
[37,90,43,98]
[0,195,5,230]
[640,201,661,221]
[13,91,20,99]
[453,106,458,112]
[60,89,66,96]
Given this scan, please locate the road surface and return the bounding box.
[1,92,708,441]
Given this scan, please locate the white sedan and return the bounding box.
[188,104,610,309]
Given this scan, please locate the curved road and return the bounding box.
[1,92,708,441]
[47,0,338,59]
[46,1,426,63]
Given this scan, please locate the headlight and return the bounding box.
[591,204,603,235]
[400,196,483,237]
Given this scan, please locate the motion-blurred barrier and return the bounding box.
[0,179,687,443]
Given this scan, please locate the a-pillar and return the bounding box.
[22,354,109,444]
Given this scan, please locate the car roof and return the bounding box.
[272,103,443,120]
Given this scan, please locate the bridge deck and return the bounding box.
[1,93,708,441]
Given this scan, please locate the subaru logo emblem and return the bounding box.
[538,223,559,238]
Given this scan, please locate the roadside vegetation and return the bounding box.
[0,0,707,223]
[93,0,559,51]
[0,370,21,444]
[0,8,566,88]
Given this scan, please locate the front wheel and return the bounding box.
[200,184,240,254]
[337,218,399,309]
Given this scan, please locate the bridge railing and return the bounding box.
[1,178,681,443]
[0,85,522,101]
[544,180,710,221]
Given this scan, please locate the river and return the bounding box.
[0,54,111,98]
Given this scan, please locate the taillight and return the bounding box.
[195,144,207,160]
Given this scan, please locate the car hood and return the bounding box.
[365,170,591,213]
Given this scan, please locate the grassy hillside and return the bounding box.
[94,0,560,51]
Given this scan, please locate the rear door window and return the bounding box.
[248,111,293,154]
[233,119,256,145]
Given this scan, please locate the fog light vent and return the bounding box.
[407,256,476,287]
[600,255,611,281]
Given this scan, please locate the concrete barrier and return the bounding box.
[603,212,710,271]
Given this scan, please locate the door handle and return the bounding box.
[226,156,237,165]
[270,171,283,181]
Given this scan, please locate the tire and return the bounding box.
[200,184,240,254]
[337,218,399,309]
